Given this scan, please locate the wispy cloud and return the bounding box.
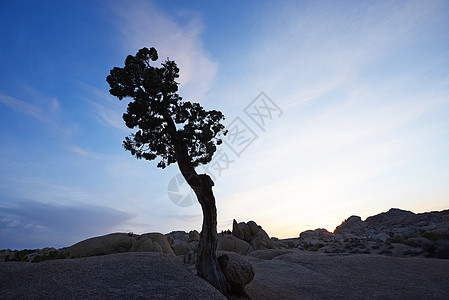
[0,90,78,138]
[78,82,128,130]
[242,1,448,107]
[0,92,51,122]
[0,200,135,249]
[109,0,217,101]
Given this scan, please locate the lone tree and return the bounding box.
[107,47,229,294]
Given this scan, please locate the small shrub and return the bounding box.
[386,236,404,244]
[31,251,70,263]
[302,242,325,252]
[434,241,449,259]
[424,232,441,241]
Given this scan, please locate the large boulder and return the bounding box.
[250,229,276,251]
[188,230,200,242]
[140,233,175,255]
[373,232,391,242]
[366,208,415,227]
[232,219,245,240]
[130,238,163,253]
[239,222,252,242]
[231,220,277,252]
[66,233,176,257]
[218,252,255,298]
[165,231,189,243]
[166,235,175,246]
[66,233,136,257]
[218,235,250,255]
[172,243,189,256]
[300,228,333,243]
[334,216,367,234]
[247,221,260,236]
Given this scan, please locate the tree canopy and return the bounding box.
[106,47,226,169]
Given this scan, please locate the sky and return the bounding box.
[1,0,448,250]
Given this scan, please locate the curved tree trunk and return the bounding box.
[192,174,229,295]
[161,110,228,295]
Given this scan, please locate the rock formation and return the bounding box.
[293,208,449,259]
[64,232,175,257]
[218,219,276,255]
[1,208,447,265]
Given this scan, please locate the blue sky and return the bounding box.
[1,0,448,250]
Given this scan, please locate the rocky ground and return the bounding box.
[1,252,227,300]
[2,249,448,299]
[1,208,448,299]
[245,249,449,299]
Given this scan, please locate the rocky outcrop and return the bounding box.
[140,233,175,255]
[165,230,199,264]
[218,235,250,255]
[65,233,137,257]
[188,230,200,242]
[226,219,276,254]
[232,219,245,240]
[296,208,449,259]
[64,232,175,258]
[3,208,447,265]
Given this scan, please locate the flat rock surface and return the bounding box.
[2,250,449,299]
[246,249,449,299]
[0,252,226,300]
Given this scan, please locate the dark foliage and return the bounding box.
[106,47,226,168]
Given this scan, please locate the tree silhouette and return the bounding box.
[107,47,229,294]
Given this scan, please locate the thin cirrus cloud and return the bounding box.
[0,90,78,140]
[0,92,56,123]
[244,0,447,108]
[109,0,217,101]
[78,82,129,131]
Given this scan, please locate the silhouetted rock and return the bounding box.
[232,219,245,240]
[130,237,163,253]
[250,229,276,251]
[65,232,175,258]
[247,221,260,236]
[140,233,175,255]
[239,222,252,242]
[230,220,277,253]
[65,233,136,257]
[365,208,415,226]
[297,208,449,259]
[188,230,200,242]
[218,252,255,298]
[172,243,189,256]
[334,216,368,235]
[218,235,250,255]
